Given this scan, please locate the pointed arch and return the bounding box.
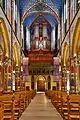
[72,18,80,57]
[21,2,59,23]
[36,75,46,91]
[30,14,53,27]
[0,18,10,57]
[36,75,46,81]
[63,42,69,66]
[13,42,19,67]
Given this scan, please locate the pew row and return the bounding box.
[0,90,36,120]
[0,102,4,120]
[45,90,80,120]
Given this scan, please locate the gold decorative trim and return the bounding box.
[0,18,10,58]
[72,18,80,57]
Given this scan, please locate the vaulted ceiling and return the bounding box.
[20,0,64,28]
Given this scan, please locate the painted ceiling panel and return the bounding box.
[24,13,37,28]
[21,2,59,21]
[52,0,64,10]
[20,0,64,28]
[24,13,57,28]
[44,14,57,26]
[20,0,64,15]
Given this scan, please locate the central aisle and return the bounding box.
[19,92,63,120]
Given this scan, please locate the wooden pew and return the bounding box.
[13,92,21,120]
[45,90,80,120]
[55,91,62,113]
[30,90,36,99]
[45,90,54,99]
[14,91,25,114]
[61,92,68,120]
[51,91,68,118]
[51,91,58,107]
[68,94,80,120]
[15,91,31,114]
[13,90,35,119]
[0,94,14,120]
[12,90,32,119]
[46,90,68,119]
[0,90,36,120]
[26,91,32,105]
[0,102,4,120]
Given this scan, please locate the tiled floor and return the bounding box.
[19,92,63,120]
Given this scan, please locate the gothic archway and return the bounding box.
[0,18,10,58]
[0,18,10,91]
[72,18,80,92]
[13,42,20,68]
[72,18,80,57]
[36,75,46,91]
[63,42,69,67]
[61,42,69,91]
[21,2,59,23]
[13,42,21,91]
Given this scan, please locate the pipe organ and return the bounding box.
[32,22,50,50]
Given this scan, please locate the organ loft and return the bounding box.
[30,17,51,51]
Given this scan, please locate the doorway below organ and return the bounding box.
[36,75,46,92]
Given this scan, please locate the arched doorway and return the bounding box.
[36,75,46,91]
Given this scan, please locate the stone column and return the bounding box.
[23,57,29,90]
[59,60,61,91]
[7,61,12,90]
[61,66,67,92]
[43,23,47,48]
[34,23,39,49]
[35,81,37,91]
[51,27,55,50]
[78,60,80,92]
[77,53,80,92]
[43,23,47,37]
[34,23,39,38]
[12,70,16,91]
[0,48,3,89]
[26,27,30,50]
[73,56,78,92]
[66,70,70,93]
[57,23,60,49]
[15,66,20,91]
[3,62,8,91]
[21,24,24,49]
